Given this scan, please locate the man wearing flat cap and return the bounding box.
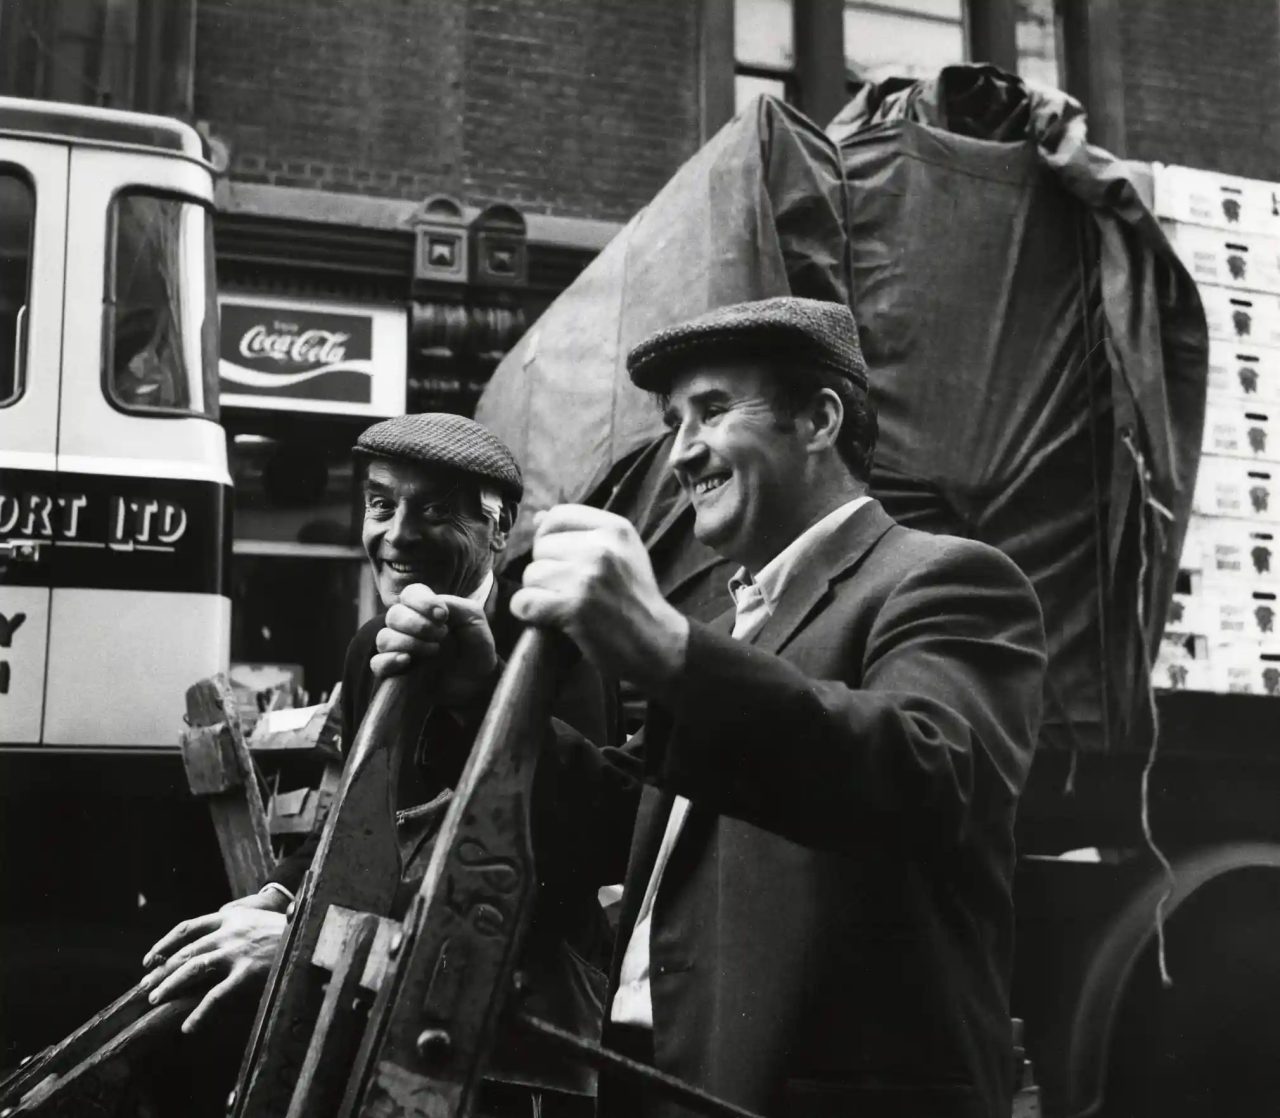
[142,413,615,1116]
[383,296,1046,1118]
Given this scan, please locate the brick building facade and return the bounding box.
[6,0,1280,216]
[1112,0,1280,181]
[194,0,702,222]
[7,0,1280,252]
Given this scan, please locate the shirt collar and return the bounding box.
[467,569,496,606]
[728,496,872,615]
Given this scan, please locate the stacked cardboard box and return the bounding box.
[1155,163,1280,695]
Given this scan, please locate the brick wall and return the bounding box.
[195,0,700,222]
[1118,0,1280,181]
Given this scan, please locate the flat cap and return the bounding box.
[626,296,868,394]
[354,412,523,503]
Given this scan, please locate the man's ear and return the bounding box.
[489,503,515,554]
[806,387,844,453]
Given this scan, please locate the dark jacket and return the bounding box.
[270,577,616,898]
[546,502,1046,1118]
[269,576,619,1095]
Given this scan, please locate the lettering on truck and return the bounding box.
[0,468,229,715]
[0,488,188,550]
[0,468,228,592]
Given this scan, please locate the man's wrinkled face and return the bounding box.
[663,360,810,573]
[361,458,500,607]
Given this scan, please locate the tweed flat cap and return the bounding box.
[627,296,868,393]
[354,413,523,502]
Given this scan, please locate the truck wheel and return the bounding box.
[1100,866,1280,1117]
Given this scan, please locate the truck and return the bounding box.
[1012,159,1280,1118]
[0,96,232,1061]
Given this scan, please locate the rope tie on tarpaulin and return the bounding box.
[1123,428,1176,988]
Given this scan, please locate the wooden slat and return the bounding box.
[229,667,429,1118]
[285,909,381,1118]
[0,981,198,1114]
[0,983,150,1106]
[342,630,563,1117]
[311,904,401,995]
[249,683,344,759]
[181,674,274,896]
[180,724,242,795]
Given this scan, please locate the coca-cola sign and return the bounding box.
[218,297,406,416]
[238,325,351,367]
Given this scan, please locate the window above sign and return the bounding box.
[734,0,795,112]
[1014,0,1061,91]
[844,0,967,85]
[727,0,1064,121]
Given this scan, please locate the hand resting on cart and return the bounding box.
[139,880,289,1033]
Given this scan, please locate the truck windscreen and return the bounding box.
[0,168,33,407]
[105,190,217,420]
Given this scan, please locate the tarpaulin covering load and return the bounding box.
[476,71,1207,756]
[475,97,850,577]
[827,66,1206,754]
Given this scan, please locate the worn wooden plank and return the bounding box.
[311,904,401,996]
[261,693,346,838]
[342,630,563,1118]
[266,786,324,836]
[206,799,274,898]
[0,983,150,1108]
[284,910,381,1118]
[182,674,274,896]
[9,996,197,1114]
[229,666,430,1118]
[0,980,199,1115]
[180,723,243,795]
[250,683,344,759]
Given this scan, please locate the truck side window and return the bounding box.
[105,190,216,419]
[0,169,35,407]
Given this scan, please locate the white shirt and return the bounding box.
[609,496,873,1027]
[467,569,496,607]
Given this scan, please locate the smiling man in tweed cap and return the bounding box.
[383,296,1046,1117]
[143,412,613,1118]
[354,412,524,609]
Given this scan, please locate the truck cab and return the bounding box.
[0,97,229,749]
[0,98,232,1064]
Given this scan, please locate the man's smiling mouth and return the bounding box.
[384,560,424,575]
[693,474,729,496]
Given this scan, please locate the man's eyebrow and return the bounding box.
[663,387,732,427]
[362,478,392,494]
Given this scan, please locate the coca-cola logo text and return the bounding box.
[239,322,350,367]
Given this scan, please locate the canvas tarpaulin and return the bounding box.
[476,70,1207,756]
[826,66,1207,754]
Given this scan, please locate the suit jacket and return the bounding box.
[551,501,1045,1118]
